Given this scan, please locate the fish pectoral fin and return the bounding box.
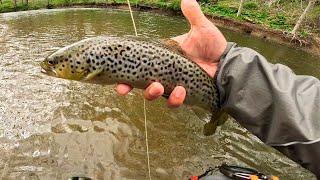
[203,110,229,136]
[84,69,103,81]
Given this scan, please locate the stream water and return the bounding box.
[0,8,318,180]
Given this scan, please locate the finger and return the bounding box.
[116,83,133,95]
[167,86,186,108]
[143,82,164,101]
[181,0,209,26]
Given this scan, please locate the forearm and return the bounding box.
[217,43,320,177]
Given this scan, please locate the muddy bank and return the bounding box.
[206,14,320,56]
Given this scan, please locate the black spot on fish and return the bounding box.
[68,54,72,58]
[86,59,91,63]
[128,59,135,64]
[71,65,74,68]
[114,47,118,51]
[101,60,106,65]
[118,68,122,71]
[114,54,118,59]
[71,71,74,73]
[126,47,131,50]
[112,70,116,73]
[108,47,112,51]
[76,61,81,65]
[120,50,125,56]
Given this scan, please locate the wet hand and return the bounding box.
[116,0,227,108]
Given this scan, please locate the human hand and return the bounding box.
[116,0,227,108]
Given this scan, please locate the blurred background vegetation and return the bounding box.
[0,0,319,36]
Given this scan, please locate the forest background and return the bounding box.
[0,0,319,37]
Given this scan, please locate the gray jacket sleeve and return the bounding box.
[217,43,320,177]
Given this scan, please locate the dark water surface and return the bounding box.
[0,8,318,180]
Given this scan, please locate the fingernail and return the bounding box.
[174,87,185,98]
[149,86,159,96]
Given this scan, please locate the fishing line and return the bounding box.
[126,1,152,179]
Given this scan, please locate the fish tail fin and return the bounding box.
[203,110,229,136]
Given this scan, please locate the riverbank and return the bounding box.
[80,3,320,56]
[1,1,320,56]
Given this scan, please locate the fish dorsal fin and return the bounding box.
[124,35,188,58]
[159,38,188,58]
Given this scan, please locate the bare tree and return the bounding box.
[291,0,316,35]
[13,0,17,10]
[237,0,245,17]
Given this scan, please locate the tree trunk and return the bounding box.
[237,0,245,17]
[291,0,316,35]
[13,0,17,10]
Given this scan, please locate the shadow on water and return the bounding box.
[0,8,318,179]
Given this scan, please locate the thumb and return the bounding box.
[181,0,209,26]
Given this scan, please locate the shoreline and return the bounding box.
[73,3,320,56]
[2,3,320,56]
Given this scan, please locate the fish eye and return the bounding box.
[48,60,54,65]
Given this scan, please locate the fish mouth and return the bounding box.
[40,62,58,77]
[41,69,58,77]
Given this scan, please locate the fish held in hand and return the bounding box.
[41,36,228,134]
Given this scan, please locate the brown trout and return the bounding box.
[41,36,227,134]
